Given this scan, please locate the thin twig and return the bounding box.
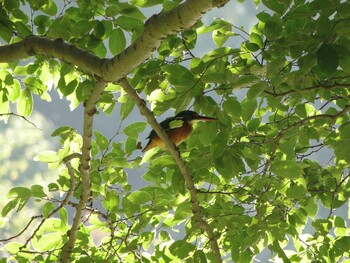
[20,153,80,250]
[0,215,42,242]
[0,112,41,130]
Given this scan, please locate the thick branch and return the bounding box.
[60,80,106,263]
[101,0,229,81]
[0,37,102,74]
[119,78,222,262]
[0,0,229,83]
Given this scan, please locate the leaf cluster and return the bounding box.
[1,0,350,262]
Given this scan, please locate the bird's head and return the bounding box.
[175,110,217,124]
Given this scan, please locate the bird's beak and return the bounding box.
[190,115,217,124]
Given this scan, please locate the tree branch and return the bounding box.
[0,112,41,129]
[100,0,229,82]
[60,79,106,263]
[118,78,222,262]
[0,0,229,83]
[0,215,42,242]
[1,153,80,248]
[0,36,102,74]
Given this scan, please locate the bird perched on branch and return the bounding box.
[142,110,217,153]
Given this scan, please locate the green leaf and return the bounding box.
[9,79,21,101]
[103,191,120,212]
[295,103,316,118]
[222,97,242,121]
[8,187,32,199]
[247,118,260,131]
[120,5,146,20]
[119,95,135,120]
[127,190,151,205]
[304,198,318,219]
[24,76,46,94]
[242,146,261,160]
[312,219,332,235]
[271,160,303,179]
[162,64,195,87]
[169,119,183,129]
[317,44,338,77]
[244,42,260,52]
[59,79,77,96]
[51,126,75,137]
[130,0,162,7]
[93,20,105,39]
[139,231,155,250]
[262,0,287,14]
[110,158,131,168]
[59,208,69,231]
[190,57,205,75]
[247,83,266,99]
[151,155,176,167]
[125,137,137,154]
[250,32,263,49]
[279,141,295,160]
[0,18,14,42]
[197,19,232,34]
[36,233,62,252]
[286,184,306,199]
[14,21,32,37]
[316,15,332,37]
[213,29,231,47]
[76,80,93,102]
[332,236,350,256]
[116,16,143,31]
[42,202,55,218]
[2,200,18,217]
[241,99,257,122]
[34,151,60,163]
[4,242,23,254]
[31,185,46,198]
[193,250,207,263]
[71,20,92,36]
[169,240,196,259]
[109,28,126,56]
[123,122,147,139]
[17,88,33,116]
[40,0,58,16]
[264,15,282,38]
[94,131,109,151]
[2,187,31,216]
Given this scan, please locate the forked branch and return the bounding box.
[60,80,106,263]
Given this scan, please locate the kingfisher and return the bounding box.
[142,110,217,153]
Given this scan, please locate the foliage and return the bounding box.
[1,0,350,262]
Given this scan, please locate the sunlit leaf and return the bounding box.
[127,190,151,205]
[124,122,147,139]
[36,233,62,252]
[34,151,60,163]
[17,88,33,116]
[271,160,303,179]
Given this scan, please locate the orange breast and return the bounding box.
[142,122,193,152]
[167,122,193,146]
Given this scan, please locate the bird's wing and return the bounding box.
[146,117,182,139]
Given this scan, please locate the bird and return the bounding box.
[142,110,217,153]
